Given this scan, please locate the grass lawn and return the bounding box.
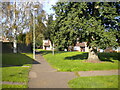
[68,75,119,88]
[2,67,30,82]
[2,53,33,88]
[2,53,33,66]
[40,50,119,72]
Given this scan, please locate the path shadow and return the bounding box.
[2,53,40,67]
[35,51,41,54]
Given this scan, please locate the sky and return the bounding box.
[1,0,58,16]
[1,0,58,34]
[42,0,58,15]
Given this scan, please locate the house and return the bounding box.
[43,39,120,53]
[43,40,89,52]
[43,40,52,50]
[104,47,120,52]
[1,36,10,42]
[1,37,13,53]
[72,42,89,52]
[115,47,120,52]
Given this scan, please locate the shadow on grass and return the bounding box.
[39,50,69,55]
[65,53,88,60]
[64,52,120,62]
[98,52,120,62]
[2,53,40,67]
[36,50,52,55]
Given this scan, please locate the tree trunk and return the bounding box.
[87,47,100,63]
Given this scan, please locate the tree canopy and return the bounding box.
[1,2,46,52]
[46,2,120,62]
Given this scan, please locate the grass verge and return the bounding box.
[40,50,119,71]
[2,53,33,88]
[68,75,119,88]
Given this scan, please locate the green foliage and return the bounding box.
[25,32,32,46]
[35,13,46,47]
[51,2,120,50]
[44,15,56,49]
[40,50,119,72]
[28,13,46,47]
[68,75,118,88]
[17,33,26,43]
[35,39,43,47]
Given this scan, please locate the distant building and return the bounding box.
[1,37,13,53]
[43,40,89,52]
[43,40,52,50]
[0,36,11,42]
[72,42,89,52]
[43,39,120,53]
[115,47,120,52]
[104,47,120,52]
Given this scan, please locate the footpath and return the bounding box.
[28,53,76,88]
[28,53,119,88]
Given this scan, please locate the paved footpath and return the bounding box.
[28,53,76,88]
[78,70,120,77]
[28,53,119,88]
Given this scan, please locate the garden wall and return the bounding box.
[2,42,13,53]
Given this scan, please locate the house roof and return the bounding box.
[76,42,85,47]
[44,43,50,47]
[43,40,51,47]
[1,37,11,42]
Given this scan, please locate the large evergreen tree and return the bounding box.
[52,2,119,62]
[44,15,57,54]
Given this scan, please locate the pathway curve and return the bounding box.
[78,70,120,77]
[28,53,119,88]
[28,53,76,88]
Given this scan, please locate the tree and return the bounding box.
[17,33,26,43]
[44,14,56,54]
[1,2,45,53]
[26,32,32,46]
[35,11,46,48]
[26,11,46,48]
[52,2,119,62]
[50,3,80,51]
[1,2,32,53]
[1,2,18,53]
